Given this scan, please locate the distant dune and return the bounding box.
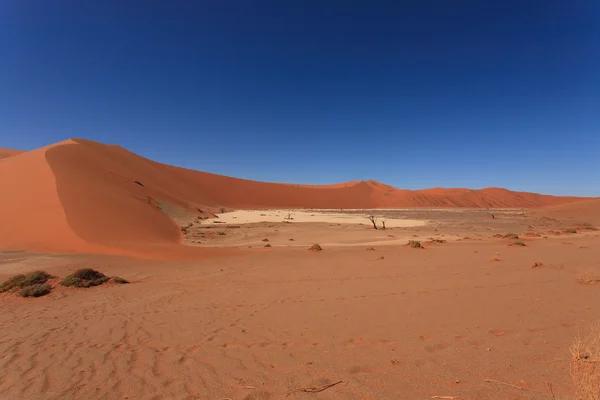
[0,138,591,256]
[539,198,600,225]
[0,148,24,160]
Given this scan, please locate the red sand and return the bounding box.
[0,148,23,160]
[0,138,591,256]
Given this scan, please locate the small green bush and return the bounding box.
[61,269,109,288]
[0,274,26,293]
[0,271,53,293]
[19,283,51,298]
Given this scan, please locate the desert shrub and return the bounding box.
[564,228,578,234]
[408,240,423,249]
[19,283,51,298]
[532,262,544,268]
[512,240,526,246]
[308,244,322,251]
[583,223,598,231]
[0,271,53,293]
[61,269,109,288]
[0,274,26,293]
[112,277,129,284]
[571,323,600,400]
[217,232,226,236]
[503,233,519,239]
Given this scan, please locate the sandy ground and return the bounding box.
[1,208,600,400]
[203,209,427,228]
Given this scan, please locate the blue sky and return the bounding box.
[1,1,599,196]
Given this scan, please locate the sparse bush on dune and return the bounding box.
[564,228,578,234]
[503,233,520,239]
[19,283,52,298]
[571,322,600,400]
[112,277,129,284]
[0,271,53,293]
[0,274,26,293]
[511,240,526,247]
[61,269,109,288]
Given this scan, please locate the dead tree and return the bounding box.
[367,215,378,229]
[381,220,386,230]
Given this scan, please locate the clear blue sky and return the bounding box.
[1,1,599,196]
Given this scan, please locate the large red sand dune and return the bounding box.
[0,139,590,256]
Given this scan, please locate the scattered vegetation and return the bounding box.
[308,244,322,252]
[408,240,424,249]
[532,262,544,268]
[427,238,447,244]
[264,244,272,248]
[570,322,600,399]
[503,233,520,239]
[220,207,226,213]
[366,247,375,251]
[511,240,526,247]
[19,283,52,298]
[112,277,129,284]
[262,238,269,242]
[564,228,578,234]
[582,223,598,231]
[61,269,109,288]
[217,232,226,236]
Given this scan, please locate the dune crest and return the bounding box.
[0,148,24,160]
[0,138,590,256]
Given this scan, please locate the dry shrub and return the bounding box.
[0,271,53,293]
[571,322,600,399]
[408,240,424,249]
[61,269,109,288]
[19,283,51,298]
[308,244,322,252]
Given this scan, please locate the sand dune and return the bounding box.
[540,198,600,225]
[0,148,23,160]
[0,138,589,256]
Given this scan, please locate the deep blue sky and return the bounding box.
[1,1,599,195]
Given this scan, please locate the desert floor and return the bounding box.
[1,208,599,400]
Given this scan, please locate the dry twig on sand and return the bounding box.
[485,379,550,396]
[287,380,343,396]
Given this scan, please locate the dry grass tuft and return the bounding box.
[308,244,322,252]
[408,240,424,249]
[571,322,600,399]
[511,240,526,247]
[532,262,544,268]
